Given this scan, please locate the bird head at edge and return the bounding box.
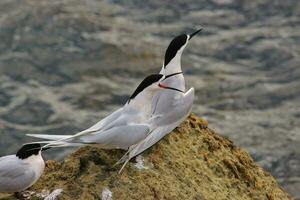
[16,143,51,160]
[16,143,42,160]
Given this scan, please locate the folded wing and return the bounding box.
[118,88,194,170]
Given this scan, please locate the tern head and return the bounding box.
[16,143,42,160]
[163,28,202,69]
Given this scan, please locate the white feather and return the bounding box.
[26,134,72,141]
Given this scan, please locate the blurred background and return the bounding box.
[0,0,299,198]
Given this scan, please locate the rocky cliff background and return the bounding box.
[0,0,299,198]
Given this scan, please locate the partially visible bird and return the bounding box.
[0,143,45,193]
[117,29,201,169]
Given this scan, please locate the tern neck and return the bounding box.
[164,71,183,80]
[160,70,185,92]
[20,151,43,162]
[163,52,182,75]
[160,85,184,93]
[23,152,45,181]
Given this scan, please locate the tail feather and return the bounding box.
[23,141,61,144]
[41,141,86,148]
[118,158,130,174]
[115,151,130,166]
[26,134,73,141]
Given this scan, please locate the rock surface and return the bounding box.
[0,114,291,200]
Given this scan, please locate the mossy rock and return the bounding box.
[0,114,291,200]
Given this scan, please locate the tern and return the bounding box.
[117,29,201,169]
[27,74,183,149]
[0,143,46,193]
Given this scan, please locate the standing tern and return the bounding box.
[27,74,183,149]
[117,29,202,169]
[0,143,46,193]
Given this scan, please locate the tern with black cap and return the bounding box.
[117,29,202,168]
[27,74,182,150]
[0,143,46,193]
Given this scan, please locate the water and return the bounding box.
[0,0,299,198]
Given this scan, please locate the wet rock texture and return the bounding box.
[0,115,291,200]
[0,0,299,198]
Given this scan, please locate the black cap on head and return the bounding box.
[16,143,41,159]
[129,74,163,101]
[164,34,188,67]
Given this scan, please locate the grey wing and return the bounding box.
[151,87,194,127]
[0,157,35,192]
[61,108,129,142]
[151,90,179,115]
[118,88,194,167]
[130,123,178,158]
[0,156,26,178]
[80,124,151,149]
[82,107,124,133]
[42,107,125,147]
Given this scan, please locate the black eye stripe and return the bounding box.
[164,35,187,67]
